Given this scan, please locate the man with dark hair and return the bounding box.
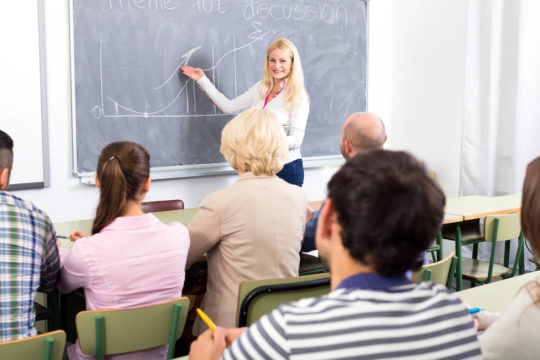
[190,150,481,360]
[302,112,386,251]
[0,129,60,342]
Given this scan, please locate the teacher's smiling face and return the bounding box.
[268,48,292,82]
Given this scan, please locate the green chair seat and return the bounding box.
[461,213,524,287]
[461,258,509,280]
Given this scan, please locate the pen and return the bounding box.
[468,307,484,314]
[56,235,70,239]
[197,308,216,331]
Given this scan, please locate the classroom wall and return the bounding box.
[9,0,467,222]
[388,0,468,197]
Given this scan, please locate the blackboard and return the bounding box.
[70,0,367,179]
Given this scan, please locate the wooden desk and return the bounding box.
[444,194,521,291]
[445,194,521,221]
[308,200,324,211]
[54,208,200,249]
[457,271,539,312]
[443,213,463,224]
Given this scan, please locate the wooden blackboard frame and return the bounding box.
[69,0,367,182]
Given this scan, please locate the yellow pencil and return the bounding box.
[197,308,230,347]
[197,308,216,331]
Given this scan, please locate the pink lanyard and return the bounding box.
[263,80,285,108]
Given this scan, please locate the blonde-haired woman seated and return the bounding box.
[187,108,307,334]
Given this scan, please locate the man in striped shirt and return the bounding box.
[0,130,60,342]
[190,150,482,359]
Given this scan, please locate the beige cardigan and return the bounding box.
[187,172,307,334]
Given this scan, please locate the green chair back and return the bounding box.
[76,297,189,360]
[484,213,521,243]
[413,252,457,290]
[0,330,66,360]
[462,213,525,285]
[236,273,331,327]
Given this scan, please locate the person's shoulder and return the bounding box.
[201,186,230,206]
[164,220,190,238]
[273,177,307,198]
[0,191,52,224]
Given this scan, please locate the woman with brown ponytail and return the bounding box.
[58,142,190,360]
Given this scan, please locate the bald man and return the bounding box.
[302,112,386,251]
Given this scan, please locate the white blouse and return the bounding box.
[479,277,540,359]
[197,75,309,164]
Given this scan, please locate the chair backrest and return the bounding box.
[0,330,66,360]
[236,273,331,327]
[484,212,521,242]
[413,252,457,290]
[141,199,184,213]
[76,297,189,359]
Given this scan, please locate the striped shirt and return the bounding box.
[0,191,60,342]
[223,273,481,359]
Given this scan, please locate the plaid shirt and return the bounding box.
[0,191,60,342]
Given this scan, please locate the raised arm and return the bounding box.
[181,65,258,114]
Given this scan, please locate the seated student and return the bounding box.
[302,111,386,252]
[190,150,482,360]
[58,141,190,360]
[478,156,540,359]
[0,130,60,342]
[187,108,307,334]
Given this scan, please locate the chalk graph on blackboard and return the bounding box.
[90,22,273,119]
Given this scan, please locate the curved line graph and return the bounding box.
[92,23,272,119]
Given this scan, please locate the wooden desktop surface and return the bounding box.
[456,271,539,312]
[445,194,521,220]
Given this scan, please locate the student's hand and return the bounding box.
[189,327,227,360]
[473,311,500,331]
[225,327,247,343]
[69,231,88,242]
[181,66,204,81]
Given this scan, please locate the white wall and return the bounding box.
[388,0,469,197]
[10,0,468,222]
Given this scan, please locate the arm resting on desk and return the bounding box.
[57,240,90,293]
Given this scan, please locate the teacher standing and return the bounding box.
[181,38,309,187]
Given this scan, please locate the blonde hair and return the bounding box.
[220,108,287,176]
[259,38,307,109]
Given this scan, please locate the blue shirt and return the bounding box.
[336,272,412,290]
